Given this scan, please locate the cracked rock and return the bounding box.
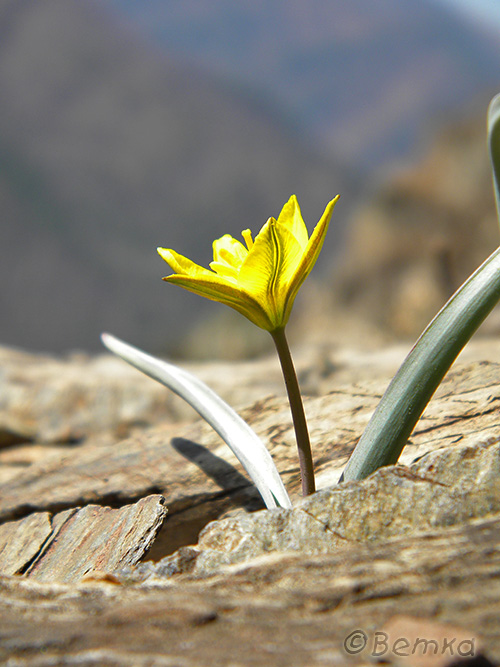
[164,438,500,576]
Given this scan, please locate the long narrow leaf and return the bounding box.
[340,244,500,483]
[101,333,292,509]
[341,93,500,483]
[488,93,500,216]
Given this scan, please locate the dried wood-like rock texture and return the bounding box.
[0,496,167,582]
[1,340,500,664]
[179,437,500,575]
[0,515,498,666]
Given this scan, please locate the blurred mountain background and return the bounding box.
[1,0,499,357]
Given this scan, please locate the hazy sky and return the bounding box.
[435,0,500,27]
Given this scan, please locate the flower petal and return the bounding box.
[158,247,221,279]
[276,194,309,248]
[300,196,339,278]
[239,217,303,328]
[212,234,248,268]
[209,261,239,281]
[163,274,274,330]
[282,195,339,322]
[237,218,277,302]
[158,195,339,332]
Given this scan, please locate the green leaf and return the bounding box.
[341,244,500,483]
[341,92,500,483]
[488,93,500,217]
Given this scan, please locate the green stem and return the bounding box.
[271,327,316,496]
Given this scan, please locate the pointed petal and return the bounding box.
[273,220,305,287]
[163,274,273,330]
[157,247,214,279]
[282,195,339,323]
[239,217,302,328]
[302,196,339,274]
[245,218,304,290]
[276,195,308,248]
[238,218,276,302]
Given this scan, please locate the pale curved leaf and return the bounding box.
[101,333,292,509]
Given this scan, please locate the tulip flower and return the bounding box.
[158,195,339,495]
[158,195,338,332]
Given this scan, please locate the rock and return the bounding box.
[183,437,500,575]
[2,340,500,663]
[0,512,52,576]
[0,346,173,445]
[378,616,486,667]
[0,495,167,582]
[2,335,497,447]
[1,513,499,665]
[2,345,500,561]
[0,342,339,445]
[2,342,500,557]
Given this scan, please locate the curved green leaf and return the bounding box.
[340,244,500,482]
[488,93,500,216]
[341,92,500,482]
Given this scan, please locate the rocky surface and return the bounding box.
[1,515,498,666]
[0,495,166,582]
[178,438,500,576]
[1,340,500,664]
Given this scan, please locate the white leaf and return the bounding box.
[101,333,291,510]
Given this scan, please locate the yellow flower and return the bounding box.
[158,194,339,332]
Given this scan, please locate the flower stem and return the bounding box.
[271,327,315,496]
